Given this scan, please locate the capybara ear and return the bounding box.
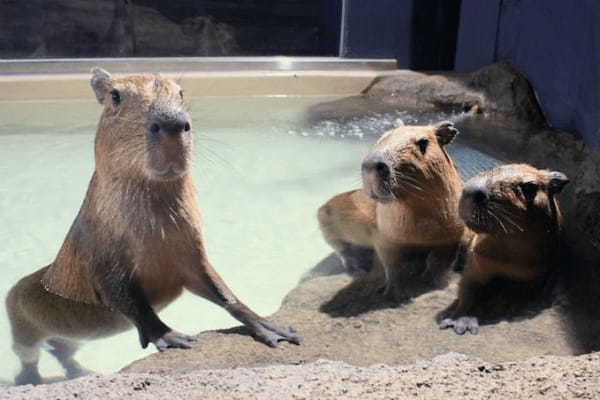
[90,68,113,104]
[548,171,569,194]
[435,121,459,145]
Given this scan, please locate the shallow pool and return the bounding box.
[0,96,501,382]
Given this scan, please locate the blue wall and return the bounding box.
[455,0,600,149]
[340,0,412,61]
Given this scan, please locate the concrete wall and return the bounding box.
[455,0,600,149]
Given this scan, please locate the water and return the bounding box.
[0,96,501,382]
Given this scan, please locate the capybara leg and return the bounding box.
[97,275,194,351]
[7,285,45,385]
[438,276,485,335]
[337,243,375,275]
[368,252,398,301]
[13,343,42,385]
[184,266,301,347]
[317,190,376,273]
[46,338,92,379]
[423,245,458,289]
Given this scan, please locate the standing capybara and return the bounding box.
[6,68,299,385]
[318,122,465,301]
[437,164,569,334]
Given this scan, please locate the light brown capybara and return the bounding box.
[318,121,465,301]
[6,68,299,385]
[437,163,569,334]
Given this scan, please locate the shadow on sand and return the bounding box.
[311,252,558,327]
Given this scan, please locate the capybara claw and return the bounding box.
[153,330,196,351]
[253,319,301,346]
[438,316,479,335]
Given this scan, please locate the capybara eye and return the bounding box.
[416,138,429,154]
[179,90,184,99]
[520,181,538,201]
[111,89,121,106]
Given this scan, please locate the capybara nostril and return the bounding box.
[163,118,187,137]
[463,185,488,204]
[150,123,160,135]
[472,189,488,203]
[374,162,390,179]
[362,155,391,180]
[151,118,190,137]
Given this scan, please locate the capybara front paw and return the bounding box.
[252,319,301,347]
[153,330,197,352]
[438,316,480,335]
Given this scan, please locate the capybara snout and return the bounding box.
[148,99,192,139]
[361,152,394,203]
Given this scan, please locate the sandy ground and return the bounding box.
[2,352,600,399]
[122,265,574,375]
[0,264,587,399]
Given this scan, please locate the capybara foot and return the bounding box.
[15,364,43,386]
[65,365,95,380]
[438,316,480,335]
[251,319,300,347]
[153,331,197,352]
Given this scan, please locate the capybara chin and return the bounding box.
[438,163,569,335]
[6,68,299,386]
[318,121,465,300]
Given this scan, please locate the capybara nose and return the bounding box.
[150,117,191,138]
[463,185,489,204]
[362,155,391,180]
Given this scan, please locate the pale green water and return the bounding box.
[0,96,501,383]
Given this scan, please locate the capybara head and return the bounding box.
[459,164,569,235]
[361,121,459,203]
[91,68,192,181]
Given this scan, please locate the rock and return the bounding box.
[0,0,238,58]
[308,63,546,129]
